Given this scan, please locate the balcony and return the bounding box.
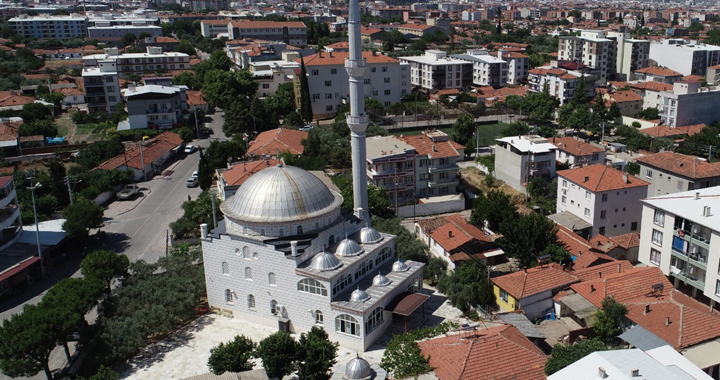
[673,227,711,249]
[427,178,459,188]
[428,164,458,174]
[671,247,707,270]
[670,269,705,290]
[0,206,20,231]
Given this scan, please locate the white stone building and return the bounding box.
[499,50,530,86]
[8,14,87,40]
[659,81,720,128]
[399,50,473,92]
[82,61,121,115]
[83,47,190,77]
[494,135,557,193]
[649,39,720,76]
[451,50,508,87]
[120,84,188,130]
[527,67,596,105]
[87,25,162,44]
[557,30,615,85]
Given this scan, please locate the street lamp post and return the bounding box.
[26,171,43,279]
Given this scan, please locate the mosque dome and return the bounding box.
[221,165,342,223]
[336,238,364,257]
[392,259,409,272]
[344,356,372,380]
[310,251,343,271]
[372,273,391,287]
[350,287,370,302]
[359,227,383,244]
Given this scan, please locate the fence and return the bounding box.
[396,196,465,218]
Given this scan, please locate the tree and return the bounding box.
[607,102,621,120]
[174,39,196,56]
[176,126,194,142]
[265,82,296,119]
[299,58,313,122]
[296,326,339,380]
[222,99,251,137]
[76,366,120,380]
[637,107,660,120]
[545,339,607,375]
[170,190,222,238]
[437,260,495,312]
[525,87,557,121]
[689,21,704,32]
[571,73,588,106]
[249,96,276,132]
[121,33,138,47]
[172,72,199,90]
[80,250,130,293]
[0,304,57,380]
[21,103,52,123]
[372,217,430,263]
[207,335,256,375]
[424,257,447,286]
[203,70,258,110]
[625,162,640,175]
[469,190,516,232]
[196,139,246,190]
[62,199,104,241]
[380,336,431,379]
[501,121,530,137]
[450,113,476,147]
[593,296,628,343]
[255,331,298,379]
[558,103,599,133]
[496,212,563,268]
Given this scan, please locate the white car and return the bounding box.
[184,145,197,154]
[192,171,198,178]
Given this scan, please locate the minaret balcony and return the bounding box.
[345,58,367,76]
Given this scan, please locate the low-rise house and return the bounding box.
[555,164,649,238]
[138,36,180,51]
[638,123,706,139]
[494,135,557,193]
[635,152,720,197]
[0,91,36,111]
[418,324,547,380]
[119,84,188,130]
[629,81,673,110]
[246,128,308,159]
[186,90,208,113]
[53,87,85,108]
[552,136,605,168]
[415,214,499,269]
[96,132,184,180]
[397,23,438,37]
[604,90,643,117]
[634,66,684,84]
[0,118,21,157]
[492,263,580,320]
[216,159,279,200]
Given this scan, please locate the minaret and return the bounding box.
[345,0,370,225]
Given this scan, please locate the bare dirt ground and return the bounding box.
[460,166,525,203]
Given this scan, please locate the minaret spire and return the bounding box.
[346,0,370,225]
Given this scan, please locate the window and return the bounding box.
[592,153,599,160]
[222,262,229,275]
[325,93,333,99]
[585,191,591,200]
[355,260,373,280]
[329,235,335,247]
[262,83,270,89]
[631,222,638,231]
[375,247,392,265]
[333,274,352,295]
[382,66,388,72]
[247,294,255,309]
[650,248,661,265]
[384,89,391,95]
[601,194,608,202]
[500,289,508,302]
[315,310,324,325]
[336,314,360,336]
[562,180,567,188]
[326,105,333,111]
[584,208,590,218]
[225,289,233,304]
[270,300,278,315]
[325,80,332,87]
[652,229,663,246]
[297,278,328,296]
[106,86,115,92]
[268,272,276,285]
[600,210,606,219]
[365,307,384,334]
[311,69,318,75]
[297,225,303,235]
[312,93,320,100]
[108,96,117,102]
[371,67,376,72]
[245,267,252,280]
[562,195,567,204]
[646,169,653,178]
[331,68,337,74]
[654,210,665,227]
[716,280,720,296]
[384,77,390,83]
[599,227,606,235]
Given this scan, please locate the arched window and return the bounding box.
[297,278,328,296]
[365,307,384,335]
[225,289,233,304]
[329,235,335,247]
[315,310,324,325]
[268,272,276,285]
[270,300,278,315]
[221,261,229,275]
[375,247,392,265]
[333,274,352,295]
[245,267,252,280]
[242,246,250,259]
[242,226,247,234]
[247,294,255,309]
[354,260,373,280]
[260,228,265,236]
[336,314,360,336]
[279,228,284,237]
[297,225,303,235]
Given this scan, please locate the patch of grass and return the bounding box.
[56,124,69,137]
[76,123,96,134]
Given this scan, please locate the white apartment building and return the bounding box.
[119,84,188,130]
[633,66,683,84]
[649,39,720,76]
[629,81,673,110]
[635,152,720,197]
[558,30,615,85]
[250,59,298,99]
[606,30,650,81]
[451,49,508,87]
[555,164,649,238]
[499,50,529,85]
[228,20,307,46]
[659,81,720,128]
[86,13,159,27]
[82,61,121,115]
[552,136,605,168]
[83,47,190,77]
[399,50,473,92]
[527,67,596,105]
[88,25,162,44]
[201,19,231,38]
[296,51,409,119]
[494,135,557,192]
[365,136,415,206]
[396,131,463,198]
[638,187,720,306]
[8,14,87,40]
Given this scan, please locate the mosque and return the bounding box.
[199,0,425,352]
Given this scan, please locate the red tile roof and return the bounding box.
[298,51,399,66]
[96,132,183,171]
[635,66,683,77]
[608,232,640,250]
[492,263,579,299]
[426,214,492,252]
[635,151,720,179]
[396,135,463,159]
[571,260,633,282]
[418,325,547,380]
[220,159,279,187]
[629,81,673,92]
[0,92,35,108]
[570,266,672,307]
[638,123,706,138]
[229,20,306,29]
[552,136,604,157]
[557,164,649,192]
[246,128,308,157]
[608,90,643,103]
[0,121,20,142]
[186,90,207,106]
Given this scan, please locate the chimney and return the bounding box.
[584,176,589,182]
[329,51,333,57]
[432,144,437,152]
[644,304,650,314]
[622,174,629,183]
[695,192,700,200]
[599,272,602,278]
[631,369,640,377]
[449,230,453,238]
[666,317,671,326]
[372,50,376,56]
[703,206,712,217]
[618,263,622,273]
[290,240,298,256]
[319,51,323,58]
[590,284,596,293]
[200,223,208,239]
[598,367,607,379]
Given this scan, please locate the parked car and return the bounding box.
[299,124,314,132]
[116,184,139,200]
[192,171,198,178]
[184,145,197,154]
[186,177,199,188]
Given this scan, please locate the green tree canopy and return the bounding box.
[424,257,447,286]
[255,332,299,379]
[372,217,430,263]
[222,99,251,137]
[0,304,58,380]
[121,33,137,47]
[437,259,495,312]
[593,296,628,343]
[545,339,607,375]
[202,70,258,109]
[170,190,222,239]
[380,337,431,379]
[207,335,256,375]
[450,112,476,147]
[174,39,196,56]
[501,121,530,137]
[296,326,339,380]
[62,199,105,241]
[299,58,313,122]
[524,87,557,121]
[496,212,564,268]
[80,250,130,293]
[469,190,516,232]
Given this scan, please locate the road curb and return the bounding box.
[112,188,152,217]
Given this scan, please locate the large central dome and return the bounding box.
[221,165,343,223]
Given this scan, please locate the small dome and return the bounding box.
[344,356,372,380]
[350,287,370,302]
[310,251,343,271]
[336,238,364,257]
[359,227,383,244]
[372,273,391,287]
[392,259,409,272]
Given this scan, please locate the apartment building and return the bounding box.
[365,136,416,206]
[498,50,529,85]
[633,66,683,84]
[555,165,648,238]
[397,130,464,198]
[86,13,159,27]
[606,30,650,81]
[527,67,596,105]
[649,39,720,77]
[189,0,228,11]
[558,30,615,85]
[0,177,22,253]
[8,14,87,39]
[494,135,557,192]
[628,81,673,110]
[638,188,720,305]
[635,152,720,197]
[201,19,231,38]
[603,90,643,117]
[82,61,121,115]
[228,20,307,46]
[83,47,190,77]
[451,50,508,87]
[399,50,472,92]
[397,24,438,37]
[295,51,409,119]
[88,25,162,44]
[659,81,720,128]
[250,59,297,99]
[119,84,188,130]
[552,136,605,168]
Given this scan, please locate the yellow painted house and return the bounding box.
[491,263,579,320]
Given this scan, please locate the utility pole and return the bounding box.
[26,171,43,279]
[64,175,80,205]
[194,108,200,140]
[210,190,218,229]
[139,139,146,180]
[394,166,399,216]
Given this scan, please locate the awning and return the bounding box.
[559,293,598,320]
[385,292,430,316]
[548,211,592,231]
[0,256,39,282]
[681,339,720,369]
[620,325,671,351]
